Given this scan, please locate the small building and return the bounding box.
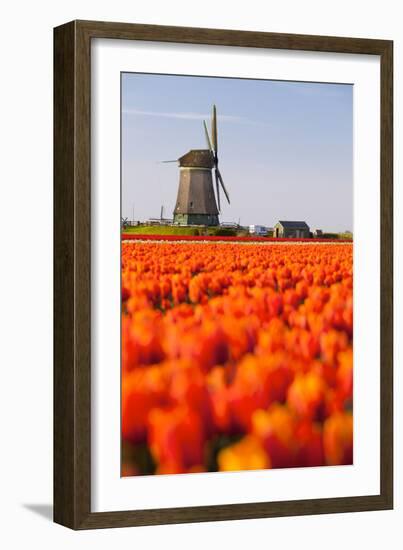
[249,224,269,236]
[313,229,323,237]
[221,222,239,229]
[274,221,310,238]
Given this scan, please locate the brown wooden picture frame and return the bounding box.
[54,19,393,530]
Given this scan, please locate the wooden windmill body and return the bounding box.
[165,105,230,226]
[173,150,219,226]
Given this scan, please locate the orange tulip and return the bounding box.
[121,366,168,443]
[148,406,206,474]
[323,411,353,465]
[218,435,270,472]
[121,241,353,474]
[252,405,298,468]
[287,372,327,420]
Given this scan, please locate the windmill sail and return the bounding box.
[214,170,221,211]
[211,104,218,159]
[203,120,213,152]
[216,168,230,204]
[204,105,230,207]
[164,104,230,227]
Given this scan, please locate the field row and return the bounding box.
[122,233,352,244]
[121,242,353,476]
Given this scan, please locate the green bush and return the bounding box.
[338,232,353,240]
[123,225,200,236]
[123,225,243,237]
[209,228,237,237]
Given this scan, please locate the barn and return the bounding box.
[274,221,310,238]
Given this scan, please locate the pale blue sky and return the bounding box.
[122,73,353,231]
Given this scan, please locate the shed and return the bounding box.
[274,221,310,238]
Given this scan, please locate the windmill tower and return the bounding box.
[164,105,230,226]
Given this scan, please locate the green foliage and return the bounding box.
[206,434,244,472]
[320,232,353,240]
[123,225,203,236]
[122,441,156,475]
[208,227,237,237]
[321,233,339,239]
[123,225,238,237]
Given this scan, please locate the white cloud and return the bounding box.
[122,109,264,125]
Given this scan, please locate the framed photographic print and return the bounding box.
[54,20,393,529]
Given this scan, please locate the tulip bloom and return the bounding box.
[218,435,270,472]
[323,411,353,465]
[121,241,353,475]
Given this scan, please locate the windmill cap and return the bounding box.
[178,149,214,169]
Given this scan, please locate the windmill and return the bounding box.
[163,105,230,226]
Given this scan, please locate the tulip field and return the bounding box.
[121,240,353,476]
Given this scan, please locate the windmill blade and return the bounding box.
[159,159,178,163]
[214,169,221,212]
[217,168,230,204]
[211,104,218,157]
[203,120,214,154]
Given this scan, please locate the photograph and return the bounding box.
[120,72,354,477]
